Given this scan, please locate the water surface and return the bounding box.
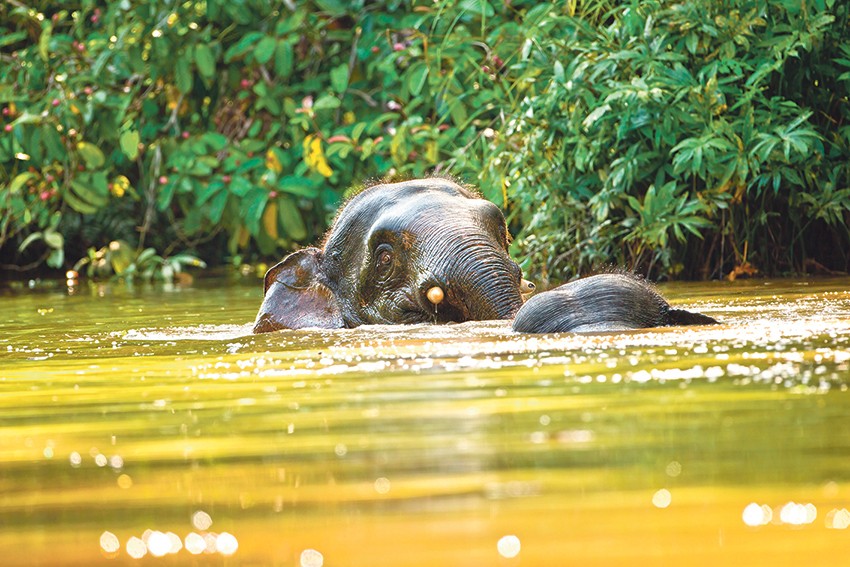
[2,277,850,566]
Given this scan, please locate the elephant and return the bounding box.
[252,178,717,334]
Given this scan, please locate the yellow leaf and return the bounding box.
[262,201,279,240]
[302,135,333,178]
[238,226,251,248]
[266,149,283,174]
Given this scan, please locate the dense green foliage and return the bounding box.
[484,0,850,281]
[1,0,849,283]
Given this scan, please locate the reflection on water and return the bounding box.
[1,277,850,565]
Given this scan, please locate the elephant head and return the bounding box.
[253,178,529,333]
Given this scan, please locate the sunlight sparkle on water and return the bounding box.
[742,503,773,526]
[216,532,239,556]
[826,508,850,529]
[100,531,120,554]
[301,548,324,567]
[779,502,817,525]
[497,535,521,558]
[192,510,213,530]
[184,532,206,555]
[126,536,146,559]
[652,489,672,508]
[145,531,172,557]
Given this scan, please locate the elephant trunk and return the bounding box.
[424,231,523,321]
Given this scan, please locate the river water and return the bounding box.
[2,276,850,566]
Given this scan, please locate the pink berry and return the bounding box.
[52,99,60,107]
[159,176,168,185]
[77,43,85,52]
[371,46,380,54]
[4,124,12,132]
[91,14,99,23]
[2,107,9,116]
[240,79,251,89]
[83,86,93,95]
[40,191,51,201]
[393,43,404,52]
[222,175,231,183]
[46,174,55,182]
[269,190,278,198]
[181,131,189,139]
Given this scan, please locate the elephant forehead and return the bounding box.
[326,182,487,244]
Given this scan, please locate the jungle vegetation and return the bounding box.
[1,0,849,285]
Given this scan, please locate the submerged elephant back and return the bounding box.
[512,274,683,333]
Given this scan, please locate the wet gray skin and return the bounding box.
[253,178,717,334]
[253,178,525,332]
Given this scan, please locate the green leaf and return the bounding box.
[407,63,429,96]
[39,22,53,61]
[0,31,26,48]
[77,142,106,168]
[47,248,64,269]
[9,172,36,194]
[278,175,319,198]
[314,0,347,16]
[278,195,308,240]
[330,63,350,94]
[194,43,216,80]
[208,189,229,223]
[313,95,341,111]
[119,130,140,160]
[459,0,495,17]
[255,36,276,65]
[242,187,269,236]
[176,52,193,94]
[275,41,294,78]
[224,32,263,62]
[156,178,178,210]
[62,186,98,215]
[202,132,228,151]
[43,231,63,249]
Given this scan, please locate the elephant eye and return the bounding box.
[374,244,394,278]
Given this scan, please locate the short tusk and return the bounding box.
[426,286,444,305]
[520,279,536,293]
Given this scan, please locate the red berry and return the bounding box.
[240,79,251,89]
[91,14,99,23]
[158,176,168,185]
[371,46,380,54]
[52,99,60,107]
[222,175,232,183]
[393,43,404,52]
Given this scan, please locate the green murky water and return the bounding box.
[2,277,850,566]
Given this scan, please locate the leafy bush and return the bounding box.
[482,0,850,282]
[0,0,500,274]
[2,0,849,283]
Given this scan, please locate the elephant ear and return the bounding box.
[253,248,344,332]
